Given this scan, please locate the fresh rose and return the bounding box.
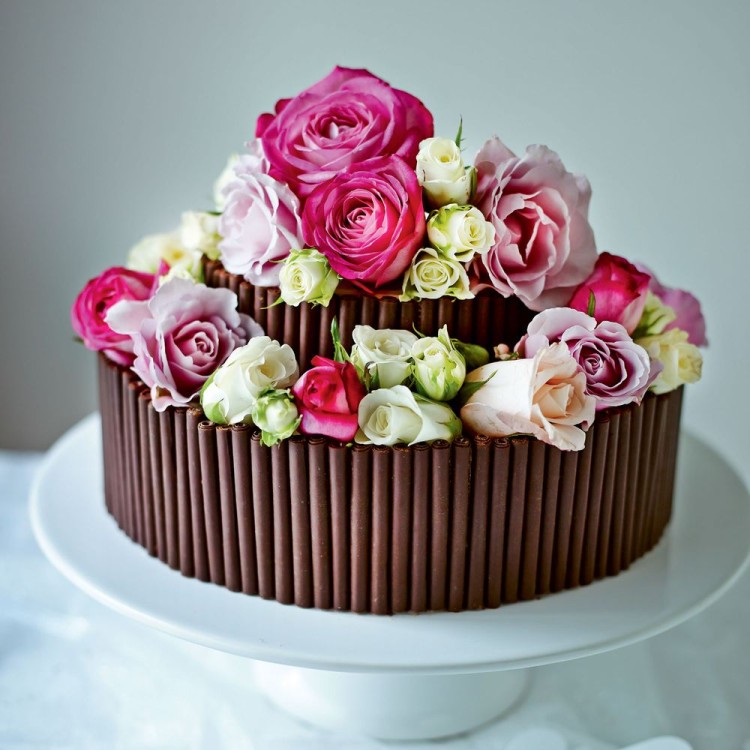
[70,266,155,366]
[278,248,339,307]
[292,356,366,441]
[416,137,475,208]
[472,137,597,310]
[461,342,595,451]
[568,252,651,334]
[356,385,461,446]
[350,325,418,389]
[634,291,677,338]
[252,389,301,447]
[179,211,221,260]
[107,278,263,411]
[127,231,204,281]
[301,155,425,288]
[411,326,466,402]
[201,336,299,425]
[256,66,433,198]
[519,308,651,410]
[635,328,703,394]
[400,247,473,302]
[426,204,495,262]
[219,170,304,287]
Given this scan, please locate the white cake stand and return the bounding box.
[30,415,750,741]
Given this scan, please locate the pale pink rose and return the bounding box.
[472,137,597,311]
[107,278,263,411]
[461,342,595,451]
[219,169,304,287]
[519,308,651,410]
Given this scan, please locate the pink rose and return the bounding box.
[519,308,651,410]
[301,155,425,288]
[292,355,366,441]
[107,278,263,411]
[461,342,595,451]
[70,266,155,366]
[569,252,651,334]
[472,137,598,311]
[256,66,433,199]
[219,169,304,287]
[638,264,708,347]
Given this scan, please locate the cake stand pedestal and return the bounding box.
[30,416,750,741]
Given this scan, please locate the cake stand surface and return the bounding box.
[31,415,750,740]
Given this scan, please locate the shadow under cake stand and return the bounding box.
[30,415,750,741]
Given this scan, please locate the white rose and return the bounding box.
[127,230,203,281]
[427,204,496,263]
[400,246,473,301]
[356,385,462,446]
[201,336,299,425]
[252,389,300,446]
[411,326,466,401]
[350,326,418,389]
[279,248,339,307]
[416,137,475,208]
[180,211,221,260]
[636,328,702,394]
[461,342,595,451]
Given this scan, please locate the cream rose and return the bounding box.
[278,248,339,307]
[416,137,475,208]
[350,325,418,388]
[180,211,221,260]
[127,230,203,281]
[400,246,473,301]
[427,204,496,263]
[356,385,462,446]
[461,342,595,451]
[636,328,702,394]
[201,336,299,425]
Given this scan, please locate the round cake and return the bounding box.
[73,67,706,614]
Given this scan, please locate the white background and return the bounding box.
[0,0,748,484]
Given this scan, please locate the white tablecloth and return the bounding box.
[2,451,749,750]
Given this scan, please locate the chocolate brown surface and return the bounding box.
[98,354,682,615]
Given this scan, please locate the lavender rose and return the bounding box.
[519,308,651,410]
[472,137,597,311]
[218,169,304,287]
[106,278,263,411]
[301,155,425,288]
[256,66,433,198]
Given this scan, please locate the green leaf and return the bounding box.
[330,317,350,363]
[587,290,596,318]
[457,370,496,406]
[451,339,490,370]
[455,117,464,148]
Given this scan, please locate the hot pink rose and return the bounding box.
[472,137,598,311]
[301,155,425,288]
[256,66,433,199]
[292,355,366,441]
[569,252,651,334]
[519,308,651,410]
[106,278,263,411]
[71,266,155,366]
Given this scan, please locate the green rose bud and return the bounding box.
[451,339,490,370]
[426,204,496,263]
[399,246,473,302]
[411,326,466,401]
[633,291,678,338]
[279,248,339,307]
[252,389,301,447]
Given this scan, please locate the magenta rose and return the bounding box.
[71,266,155,366]
[292,356,366,441]
[519,307,652,410]
[256,66,433,199]
[472,137,598,311]
[106,278,264,411]
[301,155,425,288]
[569,252,651,334]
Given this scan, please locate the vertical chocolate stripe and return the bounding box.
[448,438,471,611]
[581,417,610,586]
[253,287,267,335]
[437,297,454,333]
[198,422,225,585]
[631,396,658,561]
[429,440,451,611]
[317,304,335,363]
[624,396,653,566]
[159,407,180,570]
[466,436,491,609]
[173,409,195,578]
[520,440,546,600]
[642,395,669,553]
[620,402,644,570]
[537,447,562,596]
[147,404,166,561]
[378,297,399,329]
[308,438,331,610]
[419,298,436,337]
[399,299,416,335]
[504,439,529,604]
[187,408,209,582]
[360,296,376,329]
[595,411,620,580]
[126,380,144,545]
[391,446,412,614]
[409,444,430,612]
[475,296,491,346]
[338,296,358,349]
[566,427,595,589]
[250,433,275,599]
[350,445,372,613]
[552,451,578,592]
[486,438,510,608]
[217,427,241,592]
[371,446,392,614]
[270,441,294,604]
[608,408,632,576]
[137,393,157,556]
[283,303,300,358]
[119,372,135,539]
[289,439,313,608]
[231,425,259,595]
[329,443,349,610]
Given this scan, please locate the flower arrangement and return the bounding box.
[72,67,706,452]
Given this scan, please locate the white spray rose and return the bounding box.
[279,248,340,307]
[400,246,473,301]
[411,326,466,401]
[127,230,204,281]
[416,137,475,208]
[427,204,496,263]
[252,389,301,446]
[350,326,418,389]
[180,211,221,260]
[356,385,462,446]
[201,336,299,425]
[636,328,702,394]
[634,291,677,338]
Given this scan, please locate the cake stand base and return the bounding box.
[253,662,529,740]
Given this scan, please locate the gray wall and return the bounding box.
[1,0,748,484]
